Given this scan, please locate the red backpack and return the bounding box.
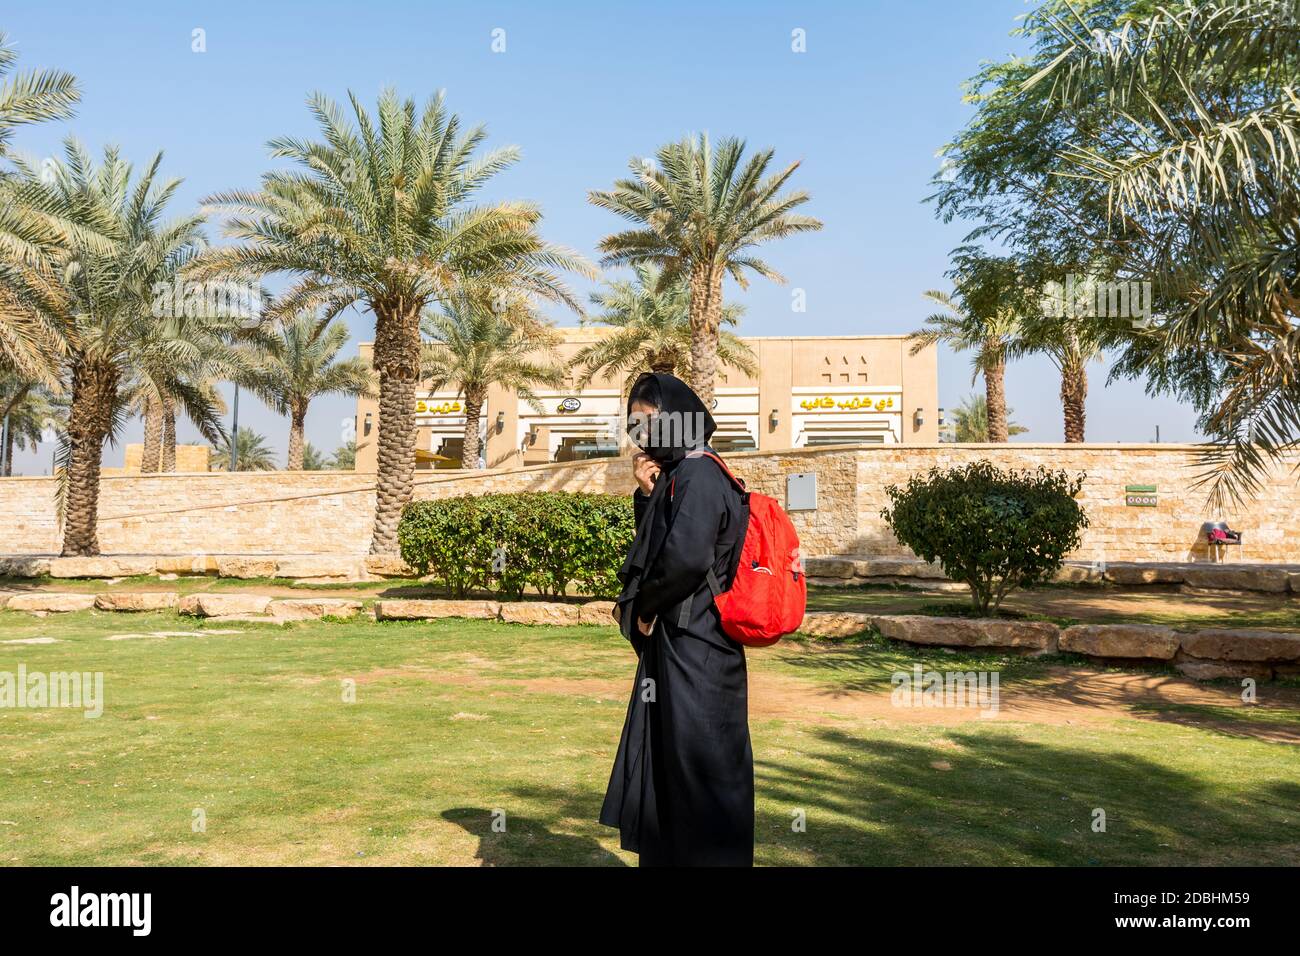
[674,450,807,647]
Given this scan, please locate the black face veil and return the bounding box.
[625,372,717,466]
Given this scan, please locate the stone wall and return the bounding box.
[1,443,1297,563]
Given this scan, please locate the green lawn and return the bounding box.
[1,607,1297,866]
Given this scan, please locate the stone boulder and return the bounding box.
[1059,624,1180,660]
[578,601,618,626]
[5,592,97,613]
[373,599,501,621]
[93,592,180,612]
[1173,651,1273,681]
[1179,628,1300,663]
[178,593,273,617]
[364,555,417,578]
[1289,572,1300,594]
[274,557,365,581]
[1053,564,1104,585]
[0,557,52,578]
[267,598,362,621]
[215,557,280,579]
[1105,564,1186,586]
[154,555,218,575]
[48,556,157,578]
[500,602,583,626]
[798,611,880,638]
[802,557,855,579]
[875,615,1058,652]
[1181,567,1290,593]
[853,559,946,580]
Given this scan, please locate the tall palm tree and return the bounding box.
[910,288,1020,442]
[420,295,564,469]
[0,33,81,382]
[241,313,372,470]
[126,308,242,473]
[1008,306,1106,443]
[949,393,1028,443]
[1,141,222,554]
[210,427,276,471]
[574,263,757,387]
[190,89,590,552]
[0,374,57,474]
[589,133,822,404]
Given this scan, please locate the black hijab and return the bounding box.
[624,372,717,466]
[615,373,716,645]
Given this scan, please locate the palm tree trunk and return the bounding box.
[3,427,12,476]
[687,263,723,404]
[984,346,1009,443]
[62,360,118,556]
[140,394,163,472]
[285,399,307,470]
[1061,357,1088,443]
[369,303,422,554]
[461,388,485,470]
[161,399,176,471]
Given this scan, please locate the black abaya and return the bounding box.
[599,375,753,866]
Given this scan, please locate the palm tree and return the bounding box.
[0,33,81,382]
[190,89,590,552]
[574,263,757,388]
[1025,0,1300,502]
[210,427,276,471]
[910,285,1020,442]
[0,141,221,554]
[241,313,372,470]
[421,295,564,469]
[589,134,822,404]
[1008,306,1105,443]
[949,393,1028,443]
[329,440,356,470]
[301,441,328,471]
[126,312,240,473]
[0,374,57,474]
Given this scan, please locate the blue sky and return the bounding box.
[3,0,1202,473]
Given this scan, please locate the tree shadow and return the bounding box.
[756,727,1300,865]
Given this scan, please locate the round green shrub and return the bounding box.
[881,461,1089,615]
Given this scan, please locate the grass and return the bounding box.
[1,607,1298,866]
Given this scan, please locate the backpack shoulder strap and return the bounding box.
[684,448,746,491]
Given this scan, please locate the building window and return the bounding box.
[554,436,620,462]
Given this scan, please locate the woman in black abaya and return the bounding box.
[599,372,754,866]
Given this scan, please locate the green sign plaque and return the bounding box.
[1125,484,1157,507]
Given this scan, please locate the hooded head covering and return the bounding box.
[625,372,716,467]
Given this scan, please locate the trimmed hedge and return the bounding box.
[398,492,635,599]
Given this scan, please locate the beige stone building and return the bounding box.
[353,330,939,471]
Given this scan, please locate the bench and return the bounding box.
[1202,521,1243,562]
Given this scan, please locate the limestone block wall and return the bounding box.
[0,444,1297,562]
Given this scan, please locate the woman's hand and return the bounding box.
[632,453,661,496]
[637,616,655,636]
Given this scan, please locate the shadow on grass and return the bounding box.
[755,727,1299,865]
[441,805,627,867]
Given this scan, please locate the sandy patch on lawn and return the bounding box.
[341,661,1300,744]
